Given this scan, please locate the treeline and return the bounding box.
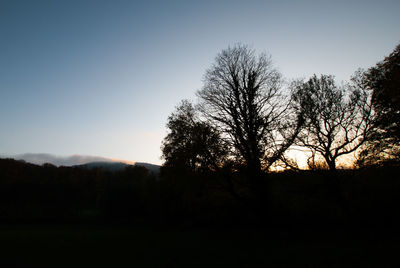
[0,158,158,223]
[0,158,399,227]
[162,43,400,175]
[159,43,400,226]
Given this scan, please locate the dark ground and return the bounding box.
[1,159,400,267]
[0,224,399,267]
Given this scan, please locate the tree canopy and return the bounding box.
[358,44,400,165]
[161,100,226,172]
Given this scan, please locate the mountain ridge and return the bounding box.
[74,161,161,174]
[1,153,161,174]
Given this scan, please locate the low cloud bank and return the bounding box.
[4,153,128,166]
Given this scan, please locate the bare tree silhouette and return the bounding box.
[291,74,373,173]
[197,44,301,181]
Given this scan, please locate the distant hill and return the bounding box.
[1,153,162,175]
[75,161,130,172]
[134,162,161,174]
[75,161,161,174]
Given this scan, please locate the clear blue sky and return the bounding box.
[1,0,399,165]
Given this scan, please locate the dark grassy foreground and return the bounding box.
[0,224,399,267]
[1,159,400,267]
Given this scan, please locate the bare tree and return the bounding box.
[291,74,373,173]
[197,44,301,179]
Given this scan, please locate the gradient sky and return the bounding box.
[1,0,399,165]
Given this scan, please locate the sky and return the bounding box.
[1,0,399,165]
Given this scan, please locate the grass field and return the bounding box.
[0,225,399,267]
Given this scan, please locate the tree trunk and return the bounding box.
[326,159,349,220]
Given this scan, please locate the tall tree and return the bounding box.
[197,44,300,179]
[358,44,400,166]
[291,74,373,172]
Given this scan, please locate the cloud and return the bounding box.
[5,153,132,166]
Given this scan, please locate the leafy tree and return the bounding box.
[291,74,373,172]
[358,44,400,166]
[161,100,226,172]
[197,44,301,179]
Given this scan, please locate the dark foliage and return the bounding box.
[161,100,227,172]
[358,44,400,166]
